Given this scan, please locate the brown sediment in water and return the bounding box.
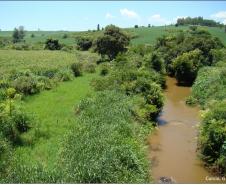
[149,77,214,183]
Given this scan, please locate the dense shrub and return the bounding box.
[76,37,92,51]
[173,49,203,84]
[54,69,74,82]
[0,133,11,176]
[11,43,30,50]
[99,63,111,76]
[198,101,226,174]
[155,29,224,82]
[145,52,165,74]
[12,75,41,95]
[92,59,164,121]
[44,39,62,50]
[0,100,31,144]
[83,63,96,73]
[71,62,83,77]
[191,67,226,106]
[60,91,150,183]
[190,64,226,174]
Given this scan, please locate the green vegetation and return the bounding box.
[95,25,130,60]
[61,91,150,183]
[176,16,224,27]
[0,49,98,77]
[155,27,223,84]
[12,26,25,43]
[190,50,226,175]
[1,73,97,183]
[44,38,62,50]
[76,36,93,51]
[1,21,226,182]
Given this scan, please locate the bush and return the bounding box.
[100,63,111,76]
[71,62,83,77]
[191,67,226,106]
[145,52,165,74]
[92,60,164,121]
[12,75,41,95]
[36,76,56,90]
[0,133,11,174]
[62,34,68,39]
[173,49,203,85]
[12,43,30,50]
[0,100,31,144]
[83,63,96,73]
[198,100,226,174]
[60,91,150,183]
[76,37,92,51]
[44,39,62,50]
[54,69,74,82]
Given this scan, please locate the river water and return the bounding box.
[149,77,212,183]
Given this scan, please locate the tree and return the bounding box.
[148,24,151,28]
[225,25,226,33]
[12,26,25,43]
[12,28,20,43]
[95,25,130,60]
[97,24,100,31]
[134,25,139,28]
[147,52,165,74]
[44,38,62,50]
[76,37,92,51]
[173,49,203,85]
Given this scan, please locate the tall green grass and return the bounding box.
[1,73,97,183]
[61,91,150,183]
[0,49,99,77]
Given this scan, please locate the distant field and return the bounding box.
[127,25,226,45]
[0,30,102,46]
[0,49,99,76]
[0,25,225,47]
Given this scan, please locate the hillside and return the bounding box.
[1,25,226,47]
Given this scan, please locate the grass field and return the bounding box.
[0,49,99,76]
[1,25,225,46]
[14,73,97,170]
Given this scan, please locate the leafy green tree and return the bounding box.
[94,25,130,60]
[97,24,100,31]
[12,28,20,43]
[12,26,25,43]
[145,52,165,74]
[173,49,203,84]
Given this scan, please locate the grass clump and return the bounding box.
[71,62,83,77]
[60,91,150,183]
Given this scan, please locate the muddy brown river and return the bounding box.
[149,77,212,183]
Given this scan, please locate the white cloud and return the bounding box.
[211,11,226,19]
[148,14,170,25]
[172,16,188,22]
[105,13,115,19]
[151,14,161,19]
[120,8,139,19]
[211,11,226,24]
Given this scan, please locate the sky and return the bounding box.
[0,1,226,31]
